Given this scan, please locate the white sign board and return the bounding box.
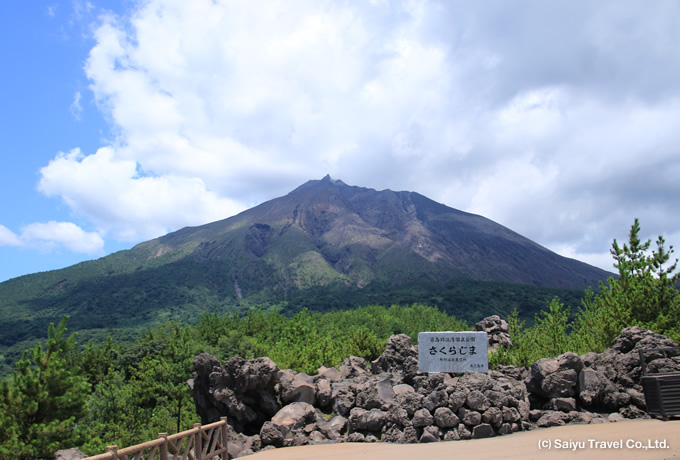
[418,331,489,374]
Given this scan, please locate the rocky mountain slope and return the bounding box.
[139,174,610,291]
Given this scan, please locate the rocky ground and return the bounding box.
[188,316,680,459]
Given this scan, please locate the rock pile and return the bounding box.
[475,315,513,352]
[525,325,678,426]
[188,320,678,458]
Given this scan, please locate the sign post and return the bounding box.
[418,331,489,374]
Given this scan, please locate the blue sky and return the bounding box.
[2,0,680,282]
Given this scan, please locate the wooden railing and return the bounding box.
[84,417,228,460]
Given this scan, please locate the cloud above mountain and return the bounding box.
[32,0,680,271]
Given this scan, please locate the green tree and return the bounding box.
[581,218,680,344]
[490,300,571,368]
[532,297,570,357]
[0,317,91,458]
[82,322,200,453]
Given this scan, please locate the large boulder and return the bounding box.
[371,334,419,381]
[189,354,281,434]
[270,402,316,431]
[525,353,582,400]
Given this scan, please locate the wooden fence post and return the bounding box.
[158,433,168,460]
[105,446,118,460]
[193,423,202,460]
[220,417,228,460]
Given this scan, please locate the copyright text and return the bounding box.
[538,438,669,451]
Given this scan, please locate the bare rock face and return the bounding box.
[189,354,281,434]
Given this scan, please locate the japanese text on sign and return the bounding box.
[418,331,488,374]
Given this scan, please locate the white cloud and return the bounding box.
[70,91,82,120]
[21,222,104,254]
[31,0,680,271]
[39,147,245,241]
[0,222,104,255]
[0,225,22,247]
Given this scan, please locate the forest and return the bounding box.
[1,219,678,458]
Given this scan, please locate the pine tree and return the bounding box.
[0,317,91,458]
[581,218,680,344]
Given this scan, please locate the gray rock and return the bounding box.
[443,429,461,441]
[371,334,418,375]
[619,404,649,419]
[608,412,626,422]
[348,407,369,431]
[476,315,513,351]
[54,448,87,460]
[271,402,316,431]
[402,425,419,443]
[260,421,285,447]
[472,423,495,439]
[331,382,355,416]
[316,365,342,382]
[498,423,513,435]
[316,378,332,408]
[459,408,482,426]
[434,407,460,428]
[281,372,316,405]
[544,397,576,412]
[502,406,521,423]
[347,432,366,442]
[423,389,449,412]
[318,415,347,440]
[484,390,508,408]
[466,390,491,412]
[381,425,404,443]
[385,406,410,426]
[412,408,434,427]
[193,353,222,380]
[309,431,330,444]
[396,391,424,416]
[529,409,543,422]
[496,365,527,381]
[419,426,440,443]
[448,391,468,410]
[558,352,584,373]
[341,356,370,378]
[455,423,472,440]
[482,407,503,427]
[536,411,568,427]
[577,367,604,407]
[375,377,397,409]
[392,383,415,395]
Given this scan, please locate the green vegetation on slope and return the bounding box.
[0,263,586,378]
